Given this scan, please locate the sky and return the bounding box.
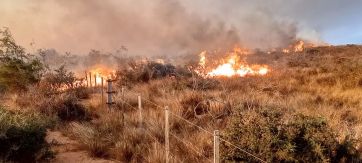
[0,0,361,55]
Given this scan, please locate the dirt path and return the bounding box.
[46,130,117,163]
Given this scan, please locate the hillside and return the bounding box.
[1,45,362,162]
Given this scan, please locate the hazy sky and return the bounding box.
[0,0,361,55]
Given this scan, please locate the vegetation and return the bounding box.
[0,28,43,92]
[0,107,53,162]
[222,108,361,162]
[0,28,361,162]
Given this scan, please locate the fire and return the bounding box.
[199,51,206,68]
[89,67,116,86]
[294,40,304,52]
[199,49,269,77]
[282,49,290,53]
[282,40,306,54]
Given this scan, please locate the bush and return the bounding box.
[180,93,209,119]
[41,65,76,91]
[0,28,43,92]
[40,94,90,121]
[116,60,192,87]
[221,108,361,162]
[0,107,53,162]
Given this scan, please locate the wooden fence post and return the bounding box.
[85,71,88,87]
[121,87,125,109]
[101,77,104,105]
[106,79,115,111]
[165,106,170,163]
[214,130,220,163]
[138,95,143,126]
[94,74,97,93]
[89,72,92,88]
[94,74,97,87]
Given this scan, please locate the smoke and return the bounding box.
[0,0,359,55]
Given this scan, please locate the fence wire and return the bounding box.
[110,88,267,163]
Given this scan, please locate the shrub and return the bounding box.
[41,65,76,92]
[71,86,91,99]
[221,108,361,162]
[45,94,90,121]
[0,107,53,162]
[180,93,209,119]
[186,77,220,90]
[68,113,155,162]
[0,28,43,92]
[116,60,192,87]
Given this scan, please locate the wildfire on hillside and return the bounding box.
[281,40,320,54]
[197,47,269,77]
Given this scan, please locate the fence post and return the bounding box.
[138,95,143,126]
[165,106,170,163]
[85,71,88,87]
[94,74,97,93]
[94,74,96,86]
[121,87,125,109]
[101,77,104,105]
[89,72,92,88]
[106,79,115,111]
[214,130,220,163]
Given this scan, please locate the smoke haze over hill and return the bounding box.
[0,0,361,55]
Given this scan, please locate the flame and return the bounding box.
[199,51,206,68]
[294,40,304,52]
[199,50,269,77]
[282,49,290,53]
[89,67,116,85]
[282,40,306,54]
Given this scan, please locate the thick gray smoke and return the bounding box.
[0,0,359,55]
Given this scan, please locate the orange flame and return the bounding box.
[89,67,116,85]
[282,40,306,54]
[199,49,269,77]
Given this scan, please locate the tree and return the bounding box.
[0,28,43,92]
[42,65,76,90]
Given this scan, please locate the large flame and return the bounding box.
[282,40,310,54]
[199,51,206,68]
[89,66,116,85]
[199,48,269,77]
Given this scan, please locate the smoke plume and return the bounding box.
[1,0,359,55]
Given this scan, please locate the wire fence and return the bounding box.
[102,85,266,163]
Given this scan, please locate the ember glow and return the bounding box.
[198,48,269,77]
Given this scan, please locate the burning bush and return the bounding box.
[222,107,361,162]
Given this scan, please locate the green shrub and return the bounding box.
[221,108,361,162]
[0,28,43,92]
[0,107,53,162]
[41,65,76,91]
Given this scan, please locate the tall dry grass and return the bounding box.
[2,45,361,162]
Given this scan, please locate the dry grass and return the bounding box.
[2,45,362,162]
